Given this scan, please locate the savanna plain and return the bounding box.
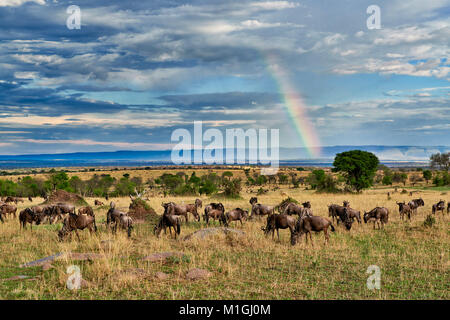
[0,167,448,300]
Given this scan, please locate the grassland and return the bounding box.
[0,169,448,300]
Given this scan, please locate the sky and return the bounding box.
[0,0,449,156]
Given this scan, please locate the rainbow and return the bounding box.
[265,54,322,158]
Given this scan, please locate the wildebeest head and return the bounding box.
[195,199,202,208]
[343,200,350,207]
[249,197,258,205]
[302,201,311,208]
[363,211,368,224]
[262,214,275,235]
[342,208,353,230]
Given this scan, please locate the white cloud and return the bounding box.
[0,0,45,7]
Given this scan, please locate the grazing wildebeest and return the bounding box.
[183,198,202,221]
[118,213,134,238]
[250,197,275,217]
[432,200,445,215]
[261,214,296,241]
[291,216,335,246]
[284,202,313,218]
[94,200,104,206]
[162,199,202,222]
[19,208,43,230]
[363,207,389,229]
[154,213,181,239]
[48,203,76,224]
[78,206,94,216]
[203,202,226,225]
[345,207,361,224]
[328,203,349,224]
[58,212,97,241]
[0,203,17,219]
[106,201,127,232]
[396,201,412,221]
[223,208,248,227]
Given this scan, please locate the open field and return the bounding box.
[0,170,449,300]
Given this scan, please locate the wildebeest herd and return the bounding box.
[0,195,448,245]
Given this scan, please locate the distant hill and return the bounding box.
[0,146,447,169]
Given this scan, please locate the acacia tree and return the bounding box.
[332,150,379,192]
[430,152,450,171]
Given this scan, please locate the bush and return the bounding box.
[423,215,436,228]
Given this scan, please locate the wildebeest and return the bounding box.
[203,202,226,225]
[0,203,17,219]
[154,212,182,239]
[162,199,202,222]
[283,202,313,218]
[106,201,133,236]
[328,202,350,224]
[58,212,97,241]
[432,200,445,215]
[345,207,362,224]
[250,197,275,217]
[78,206,94,216]
[261,214,296,241]
[19,208,43,230]
[223,208,248,227]
[4,196,24,204]
[396,201,412,221]
[291,216,335,246]
[94,200,104,206]
[363,207,389,229]
[408,198,424,214]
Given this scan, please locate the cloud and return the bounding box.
[0,0,45,7]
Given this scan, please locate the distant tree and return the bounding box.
[278,174,288,185]
[430,152,450,171]
[382,175,393,186]
[409,174,423,186]
[332,150,379,192]
[422,170,432,183]
[47,171,69,191]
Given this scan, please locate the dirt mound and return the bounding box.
[44,190,88,206]
[127,198,158,223]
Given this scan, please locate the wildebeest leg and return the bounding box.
[309,233,313,247]
[75,230,81,241]
[277,229,280,241]
[324,228,329,244]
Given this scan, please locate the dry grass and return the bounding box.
[0,177,448,300]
